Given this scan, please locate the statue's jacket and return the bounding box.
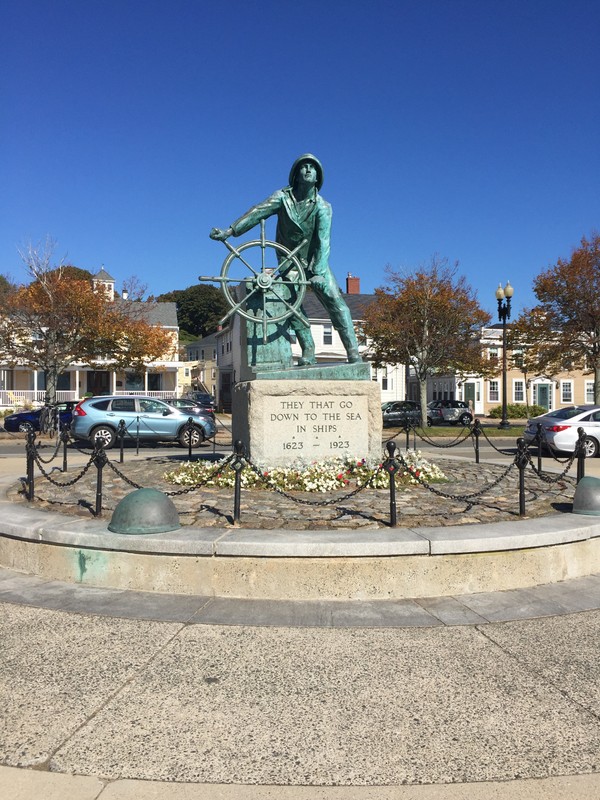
[230,186,331,278]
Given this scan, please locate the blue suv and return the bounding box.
[71,395,216,449]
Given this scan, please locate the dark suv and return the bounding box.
[184,392,216,413]
[382,401,435,427]
[428,400,473,426]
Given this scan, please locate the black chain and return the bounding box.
[104,452,237,496]
[524,447,578,484]
[34,437,63,464]
[243,455,382,506]
[411,426,473,449]
[395,448,517,502]
[477,426,517,456]
[33,450,95,487]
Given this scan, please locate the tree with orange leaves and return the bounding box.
[0,240,174,405]
[509,233,600,403]
[362,256,491,426]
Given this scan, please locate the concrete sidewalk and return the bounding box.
[1,568,600,799]
[1,443,600,799]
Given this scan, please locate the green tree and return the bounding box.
[510,233,600,402]
[156,284,228,337]
[362,257,491,426]
[0,273,16,303]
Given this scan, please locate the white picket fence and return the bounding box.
[0,389,174,408]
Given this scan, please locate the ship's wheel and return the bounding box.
[200,221,311,343]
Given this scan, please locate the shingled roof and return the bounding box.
[301,290,376,321]
[114,299,179,328]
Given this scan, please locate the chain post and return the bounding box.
[185,417,194,460]
[116,420,126,463]
[472,419,481,464]
[231,440,246,523]
[402,421,410,450]
[60,423,70,472]
[92,438,108,517]
[516,437,528,517]
[25,428,36,501]
[535,422,543,473]
[576,427,586,484]
[382,441,400,527]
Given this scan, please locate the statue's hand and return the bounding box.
[310,275,327,291]
[209,227,233,241]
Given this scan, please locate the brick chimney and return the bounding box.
[346,273,360,294]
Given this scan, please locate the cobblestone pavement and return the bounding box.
[9,442,577,529]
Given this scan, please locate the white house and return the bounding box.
[0,269,184,408]
[214,274,407,412]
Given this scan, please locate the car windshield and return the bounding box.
[546,406,588,420]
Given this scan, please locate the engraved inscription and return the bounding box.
[264,395,368,459]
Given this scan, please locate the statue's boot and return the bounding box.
[338,326,362,363]
[296,326,317,365]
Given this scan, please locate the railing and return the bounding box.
[21,424,587,525]
[113,390,173,398]
[1,389,175,408]
[0,390,48,407]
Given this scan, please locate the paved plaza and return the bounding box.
[1,434,600,798]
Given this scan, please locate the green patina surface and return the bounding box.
[253,362,370,381]
[74,549,109,583]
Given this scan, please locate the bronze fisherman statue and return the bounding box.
[210,154,362,365]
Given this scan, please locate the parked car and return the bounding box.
[164,397,216,420]
[523,405,600,458]
[426,402,444,425]
[184,392,216,413]
[382,400,433,427]
[70,395,216,449]
[3,402,76,433]
[427,400,473,426]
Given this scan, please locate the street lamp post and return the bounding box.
[496,281,514,430]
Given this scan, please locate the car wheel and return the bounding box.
[426,417,432,427]
[179,425,205,448]
[18,422,34,432]
[459,413,472,426]
[583,436,599,458]
[91,426,116,449]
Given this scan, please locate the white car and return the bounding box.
[523,405,600,458]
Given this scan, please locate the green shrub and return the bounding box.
[488,404,546,419]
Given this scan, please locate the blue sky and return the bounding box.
[2,0,598,318]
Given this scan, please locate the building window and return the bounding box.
[489,380,499,402]
[586,381,594,403]
[184,368,190,377]
[488,347,499,361]
[513,380,524,403]
[323,324,333,345]
[561,381,573,403]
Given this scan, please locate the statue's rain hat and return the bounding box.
[289,153,324,190]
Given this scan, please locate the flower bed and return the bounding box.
[164,450,446,493]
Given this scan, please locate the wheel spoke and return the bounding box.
[269,285,310,327]
[262,293,268,344]
[222,241,260,276]
[273,239,308,277]
[219,284,262,323]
